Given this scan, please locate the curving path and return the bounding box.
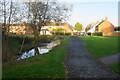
[101,52,120,65]
[65,36,119,78]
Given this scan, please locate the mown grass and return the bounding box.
[109,62,120,75]
[80,36,120,76]
[80,36,119,59]
[2,36,70,78]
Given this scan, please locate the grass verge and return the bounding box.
[80,36,119,59]
[109,62,120,75]
[80,36,120,76]
[3,36,70,78]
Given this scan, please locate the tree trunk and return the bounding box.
[19,37,25,54]
[2,31,12,62]
[32,26,40,55]
[34,34,40,55]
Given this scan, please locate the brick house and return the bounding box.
[9,24,26,34]
[86,17,120,36]
[97,18,115,36]
[40,22,73,35]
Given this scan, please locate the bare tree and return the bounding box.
[1,0,14,62]
[1,0,72,61]
[19,2,31,55]
[25,0,72,55]
[1,0,25,61]
[1,0,24,34]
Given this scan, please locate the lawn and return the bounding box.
[80,36,120,76]
[80,36,119,59]
[109,62,120,75]
[2,36,70,78]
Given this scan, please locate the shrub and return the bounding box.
[52,32,71,35]
[52,28,64,35]
[92,32,103,36]
[55,32,64,35]
[87,33,91,36]
[65,33,71,35]
[40,35,51,43]
[40,35,61,43]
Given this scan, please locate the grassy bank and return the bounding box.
[3,34,63,61]
[3,36,70,78]
[80,36,119,59]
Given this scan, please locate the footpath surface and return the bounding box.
[65,36,119,78]
[101,52,120,65]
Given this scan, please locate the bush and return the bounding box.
[92,32,103,36]
[87,33,91,36]
[52,28,64,35]
[65,33,71,35]
[2,34,22,62]
[40,35,51,43]
[52,32,71,35]
[40,35,62,43]
[55,32,64,35]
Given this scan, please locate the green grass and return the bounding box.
[80,36,119,59]
[110,62,120,75]
[80,36,120,76]
[3,36,70,78]
[3,34,64,61]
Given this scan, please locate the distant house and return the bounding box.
[97,18,115,36]
[87,21,100,33]
[40,22,73,35]
[85,17,120,36]
[9,24,26,34]
[8,22,73,35]
[80,28,87,36]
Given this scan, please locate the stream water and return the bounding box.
[17,40,61,60]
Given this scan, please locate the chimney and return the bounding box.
[105,17,108,20]
[101,18,104,21]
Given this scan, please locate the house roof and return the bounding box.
[98,19,114,29]
[85,21,100,32]
[85,18,114,33]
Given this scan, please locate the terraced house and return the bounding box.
[8,22,73,35]
[40,22,73,35]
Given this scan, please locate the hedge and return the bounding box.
[92,32,103,36]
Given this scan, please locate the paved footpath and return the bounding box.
[101,53,120,65]
[65,36,120,78]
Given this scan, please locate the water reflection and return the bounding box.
[17,40,61,60]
